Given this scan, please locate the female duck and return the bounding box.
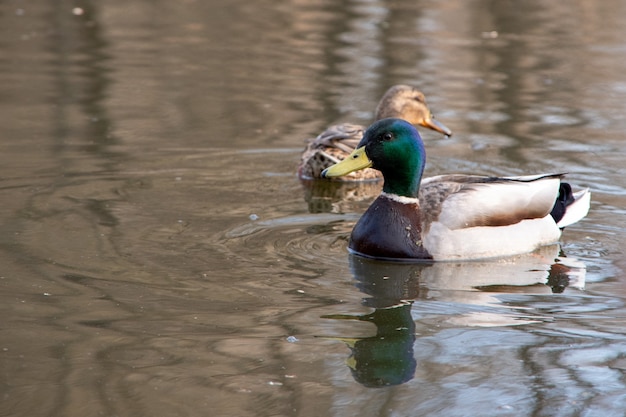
[322,118,590,261]
[298,85,451,181]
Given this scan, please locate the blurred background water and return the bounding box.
[1,1,625,416]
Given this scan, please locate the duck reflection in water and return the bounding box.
[321,246,585,388]
[322,255,421,388]
[300,179,382,214]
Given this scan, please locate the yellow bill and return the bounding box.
[322,146,373,178]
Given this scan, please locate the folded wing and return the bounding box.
[419,174,565,230]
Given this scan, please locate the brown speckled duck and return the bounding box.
[298,85,451,181]
[322,118,591,261]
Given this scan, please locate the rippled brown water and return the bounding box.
[1,1,625,416]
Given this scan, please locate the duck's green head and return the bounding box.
[322,118,426,197]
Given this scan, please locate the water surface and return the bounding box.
[1,1,625,416]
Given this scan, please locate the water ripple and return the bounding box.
[218,213,359,269]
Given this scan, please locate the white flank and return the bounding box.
[423,216,562,261]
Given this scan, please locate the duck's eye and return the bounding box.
[383,132,393,141]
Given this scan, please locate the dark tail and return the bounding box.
[550,183,574,224]
[550,182,590,229]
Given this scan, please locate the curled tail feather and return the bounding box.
[550,183,590,228]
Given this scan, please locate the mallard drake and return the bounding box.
[298,85,451,181]
[322,118,591,261]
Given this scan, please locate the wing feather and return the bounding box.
[419,174,563,230]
